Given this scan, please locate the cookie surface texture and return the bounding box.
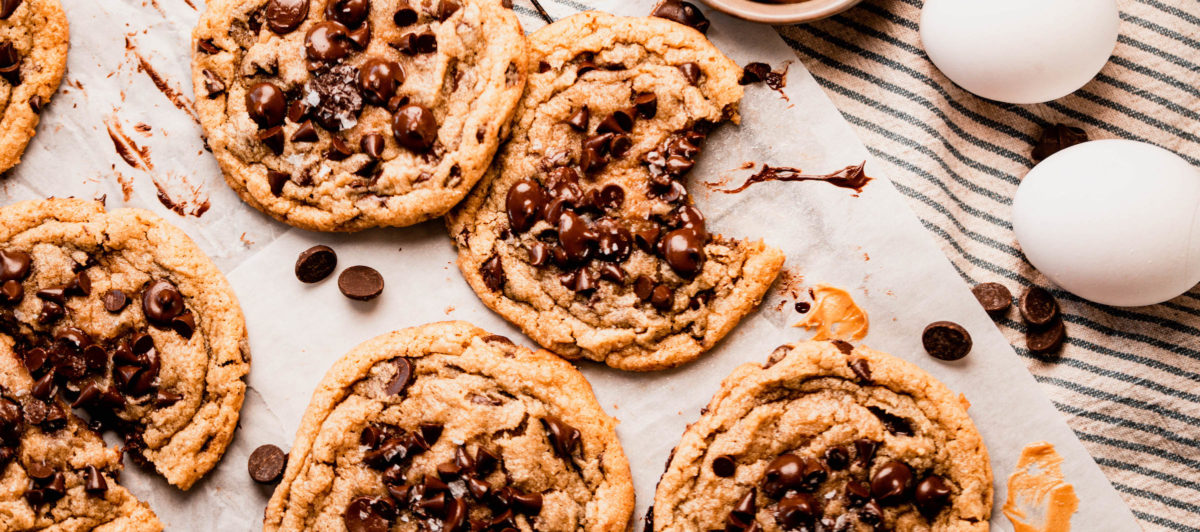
[264,321,634,531]
[0,199,249,492]
[192,0,527,231]
[447,12,785,371]
[0,0,69,173]
[653,340,992,531]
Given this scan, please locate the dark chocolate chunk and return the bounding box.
[246,82,287,129]
[306,64,364,131]
[1019,286,1059,326]
[870,460,913,504]
[142,279,185,326]
[848,357,871,382]
[542,416,580,459]
[295,245,338,283]
[201,69,225,98]
[1026,317,1066,354]
[1032,124,1087,162]
[972,282,1012,314]
[290,120,318,142]
[392,104,437,151]
[102,289,128,313]
[867,406,913,436]
[338,265,384,301]
[386,358,413,395]
[248,444,287,483]
[480,254,504,292]
[922,321,972,361]
[265,0,310,34]
[651,0,710,34]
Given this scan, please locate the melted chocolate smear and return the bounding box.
[129,44,200,124]
[721,161,871,194]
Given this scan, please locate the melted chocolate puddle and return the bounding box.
[721,161,871,194]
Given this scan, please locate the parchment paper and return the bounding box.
[2,0,1141,529]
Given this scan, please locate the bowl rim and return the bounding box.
[699,0,863,24]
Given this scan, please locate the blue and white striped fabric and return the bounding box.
[776,1,1200,530]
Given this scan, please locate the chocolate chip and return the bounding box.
[480,254,504,292]
[294,245,337,284]
[246,83,287,128]
[845,480,871,506]
[830,339,853,355]
[84,465,107,494]
[344,496,393,532]
[712,455,735,477]
[435,0,460,20]
[1019,286,1059,326]
[142,279,185,326]
[326,0,369,28]
[327,136,353,160]
[1033,123,1087,162]
[0,0,21,19]
[306,64,364,131]
[338,265,384,301]
[730,487,755,523]
[171,310,196,338]
[26,460,53,480]
[290,120,318,143]
[972,282,1012,315]
[305,21,353,63]
[29,94,41,113]
[870,460,913,504]
[505,178,548,233]
[823,446,849,471]
[853,439,876,468]
[1027,316,1066,354]
[542,416,580,459]
[392,104,437,151]
[739,62,771,85]
[922,321,972,361]
[197,39,220,55]
[248,444,287,483]
[678,62,701,85]
[597,109,634,135]
[651,0,710,34]
[557,212,595,263]
[632,223,661,252]
[287,100,310,123]
[386,358,412,395]
[0,279,22,304]
[267,170,290,196]
[849,357,871,382]
[201,69,224,98]
[660,228,706,277]
[394,3,418,26]
[0,249,31,282]
[566,106,589,131]
[510,489,542,515]
[257,125,283,154]
[359,59,404,107]
[265,0,309,34]
[597,184,624,211]
[868,406,913,436]
[650,284,673,311]
[37,300,63,324]
[420,423,444,446]
[0,42,19,85]
[915,474,952,514]
[155,390,182,407]
[99,289,128,313]
[776,492,819,527]
[634,92,658,119]
[762,454,804,498]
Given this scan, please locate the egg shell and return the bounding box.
[1012,139,1200,307]
[920,0,1120,104]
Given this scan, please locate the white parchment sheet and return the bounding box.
[1,0,1141,529]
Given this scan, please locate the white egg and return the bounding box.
[1012,140,1200,307]
[920,0,1119,104]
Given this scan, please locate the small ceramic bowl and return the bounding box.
[700,0,862,24]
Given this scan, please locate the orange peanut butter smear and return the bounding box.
[1003,441,1080,532]
[794,284,869,341]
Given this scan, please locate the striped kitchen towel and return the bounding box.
[779,1,1200,530]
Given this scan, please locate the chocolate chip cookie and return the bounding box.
[653,341,993,531]
[447,12,785,371]
[192,0,527,231]
[264,321,634,531]
[0,0,69,173]
[0,199,250,495]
